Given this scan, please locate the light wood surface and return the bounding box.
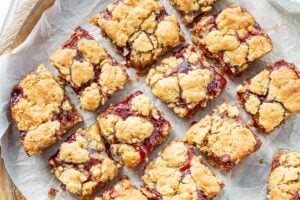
[0,0,54,199]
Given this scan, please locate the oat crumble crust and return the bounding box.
[169,0,218,24]
[184,102,261,172]
[146,45,227,118]
[49,27,128,111]
[49,124,120,200]
[10,65,82,156]
[97,91,171,168]
[268,150,300,200]
[237,60,300,133]
[191,3,272,76]
[142,140,224,199]
[89,0,185,69]
[96,176,150,200]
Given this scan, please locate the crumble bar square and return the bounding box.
[49,27,128,111]
[267,150,300,200]
[10,65,82,156]
[49,124,120,200]
[184,102,261,172]
[169,0,218,24]
[95,176,153,200]
[97,91,171,168]
[89,0,185,69]
[146,45,227,118]
[142,140,224,199]
[191,3,272,76]
[237,60,300,133]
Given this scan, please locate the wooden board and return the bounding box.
[0,0,54,199]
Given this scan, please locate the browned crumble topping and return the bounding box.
[237,60,300,133]
[97,91,171,168]
[48,124,120,200]
[184,102,261,172]
[142,140,224,199]
[49,27,128,111]
[146,45,227,118]
[95,176,150,200]
[169,0,218,24]
[10,65,82,156]
[191,3,272,76]
[89,0,185,69]
[268,150,300,200]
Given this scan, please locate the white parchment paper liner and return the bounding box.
[0,0,299,199]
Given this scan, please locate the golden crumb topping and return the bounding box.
[97,92,171,168]
[49,28,128,111]
[268,151,300,200]
[90,0,184,68]
[146,45,225,118]
[142,141,223,199]
[184,102,260,172]
[192,4,272,75]
[49,124,119,199]
[98,177,148,200]
[11,65,81,156]
[169,0,217,24]
[237,61,300,133]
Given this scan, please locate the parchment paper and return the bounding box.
[0,0,300,199]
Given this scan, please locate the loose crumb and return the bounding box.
[48,188,57,200]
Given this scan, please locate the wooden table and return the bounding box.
[0,0,54,199]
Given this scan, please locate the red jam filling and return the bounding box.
[169,59,193,77]
[111,91,143,120]
[108,187,117,198]
[101,91,170,164]
[65,133,77,143]
[212,154,234,172]
[292,192,300,200]
[268,60,299,79]
[179,144,194,172]
[155,9,168,22]
[207,71,227,96]
[63,27,93,49]
[102,8,112,20]
[49,152,62,168]
[20,131,27,141]
[55,131,63,140]
[271,157,281,170]
[139,117,170,162]
[11,86,24,106]
[84,158,101,170]
[197,190,212,200]
[52,106,80,130]
[254,137,262,151]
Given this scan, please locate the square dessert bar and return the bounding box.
[191,3,272,76]
[95,176,152,200]
[169,0,218,24]
[142,140,224,199]
[184,102,261,172]
[49,124,120,199]
[49,27,128,111]
[97,91,171,168]
[267,150,300,200]
[10,65,82,156]
[146,45,227,118]
[237,60,300,133]
[89,0,185,69]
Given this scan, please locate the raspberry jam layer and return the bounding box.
[105,91,170,162]
[11,86,24,106]
[63,27,93,49]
